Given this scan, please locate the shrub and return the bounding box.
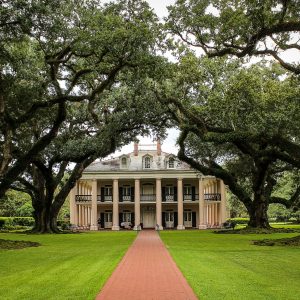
[13,217,34,227]
[227,217,249,225]
[57,220,71,230]
[0,219,5,228]
[0,217,34,230]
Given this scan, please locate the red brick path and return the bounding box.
[96,230,198,300]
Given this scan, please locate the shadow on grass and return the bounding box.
[214,227,299,234]
[0,238,41,250]
[253,235,300,246]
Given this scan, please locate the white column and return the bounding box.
[69,184,76,225]
[82,206,85,226]
[134,179,141,230]
[90,180,98,230]
[214,203,218,226]
[156,178,163,230]
[78,205,82,226]
[220,180,227,224]
[211,204,215,226]
[112,179,120,230]
[177,178,185,230]
[85,206,88,226]
[198,178,206,229]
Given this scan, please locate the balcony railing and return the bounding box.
[163,194,177,202]
[77,193,221,203]
[75,195,92,202]
[98,195,113,202]
[204,193,221,201]
[120,195,134,202]
[140,194,156,202]
[183,194,199,201]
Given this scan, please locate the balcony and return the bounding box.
[98,195,113,202]
[140,194,156,202]
[75,195,91,202]
[120,195,134,202]
[183,194,199,201]
[204,193,221,201]
[162,194,177,202]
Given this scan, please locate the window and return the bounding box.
[165,211,174,222]
[104,186,112,196]
[122,186,131,196]
[166,185,174,195]
[104,212,112,222]
[121,157,128,168]
[123,212,131,222]
[168,157,175,168]
[183,185,191,195]
[184,211,192,222]
[144,156,151,169]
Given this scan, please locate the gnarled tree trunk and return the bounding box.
[247,196,271,228]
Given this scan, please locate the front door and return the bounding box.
[184,211,192,228]
[165,212,174,228]
[104,212,112,229]
[142,208,155,228]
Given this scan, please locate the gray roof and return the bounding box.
[84,150,192,173]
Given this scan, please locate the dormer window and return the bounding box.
[120,156,128,169]
[144,156,151,169]
[168,157,175,169]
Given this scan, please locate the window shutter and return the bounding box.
[162,187,166,202]
[119,213,122,226]
[131,187,134,202]
[119,187,123,202]
[192,186,196,201]
[100,213,105,228]
[101,187,104,202]
[192,212,196,227]
[162,212,166,228]
[174,212,178,227]
[174,187,178,202]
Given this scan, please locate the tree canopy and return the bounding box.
[167,0,300,73]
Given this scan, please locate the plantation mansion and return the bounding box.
[69,142,227,230]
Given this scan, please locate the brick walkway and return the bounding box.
[96,230,198,300]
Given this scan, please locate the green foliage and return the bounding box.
[227,217,249,225]
[0,217,34,229]
[0,190,32,217]
[167,0,300,73]
[227,192,248,218]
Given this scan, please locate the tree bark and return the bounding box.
[247,196,271,228]
[32,207,60,233]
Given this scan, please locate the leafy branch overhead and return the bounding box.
[0,0,165,199]
[167,0,300,74]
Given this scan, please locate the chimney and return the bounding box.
[157,139,161,156]
[134,142,139,156]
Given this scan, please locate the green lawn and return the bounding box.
[160,230,300,300]
[0,231,136,300]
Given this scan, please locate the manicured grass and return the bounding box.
[160,230,300,300]
[0,231,136,300]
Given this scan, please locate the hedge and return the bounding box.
[0,217,35,228]
[226,218,249,225]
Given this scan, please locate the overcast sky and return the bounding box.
[146,0,175,18]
